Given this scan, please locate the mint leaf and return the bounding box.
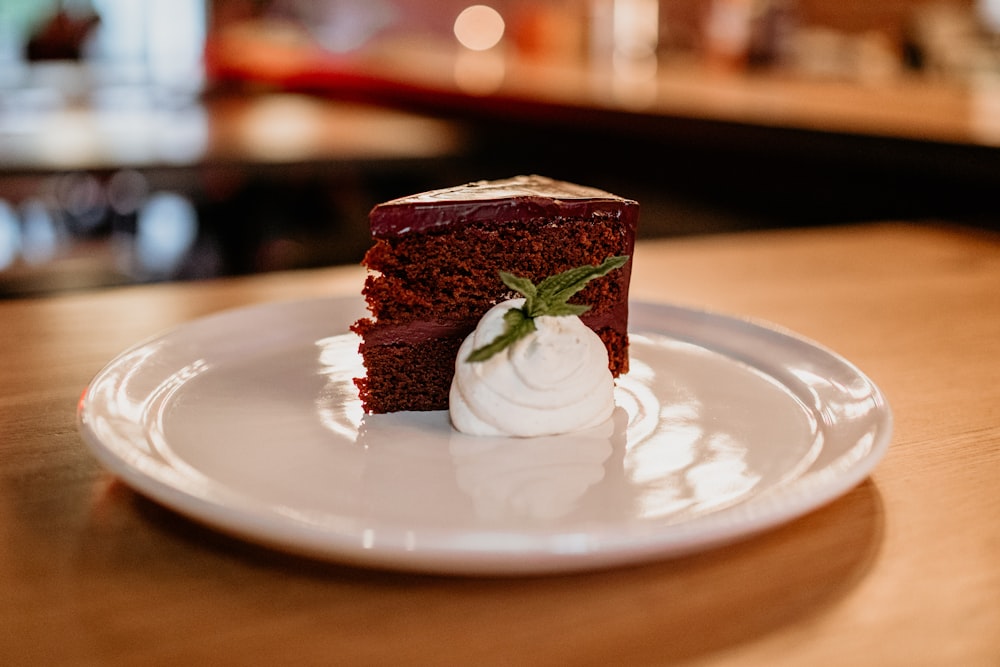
[465,307,536,362]
[499,271,538,313]
[534,255,629,314]
[499,271,537,299]
[466,255,630,362]
[545,302,590,317]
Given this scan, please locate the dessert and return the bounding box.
[352,175,639,414]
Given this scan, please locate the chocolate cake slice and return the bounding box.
[351,175,639,414]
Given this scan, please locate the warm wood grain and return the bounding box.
[1,222,997,665]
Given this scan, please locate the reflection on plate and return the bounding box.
[78,297,891,575]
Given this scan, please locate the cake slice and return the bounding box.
[351,175,639,414]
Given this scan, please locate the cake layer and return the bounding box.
[355,337,464,413]
[361,215,633,323]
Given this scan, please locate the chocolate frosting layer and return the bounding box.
[370,175,639,238]
[359,300,629,347]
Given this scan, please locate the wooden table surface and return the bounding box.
[1,222,998,665]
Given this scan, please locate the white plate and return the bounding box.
[78,297,891,575]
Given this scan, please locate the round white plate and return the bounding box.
[78,297,891,575]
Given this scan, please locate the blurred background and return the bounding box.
[1,0,999,296]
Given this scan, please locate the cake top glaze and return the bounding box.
[369,175,639,238]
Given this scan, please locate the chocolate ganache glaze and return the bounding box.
[361,302,628,346]
[370,175,639,238]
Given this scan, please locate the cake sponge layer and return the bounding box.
[361,214,632,323]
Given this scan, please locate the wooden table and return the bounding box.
[2,222,998,664]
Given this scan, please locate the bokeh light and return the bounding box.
[0,201,19,271]
[454,5,505,51]
[135,192,198,276]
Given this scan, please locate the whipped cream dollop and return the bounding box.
[449,298,616,437]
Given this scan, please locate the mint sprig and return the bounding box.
[466,255,629,362]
